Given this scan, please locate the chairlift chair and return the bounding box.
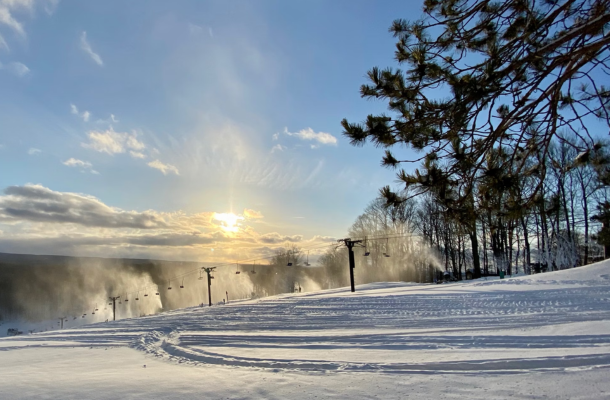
[168,280,172,290]
[383,238,391,257]
[305,250,311,266]
[235,263,241,275]
[180,279,184,289]
[136,292,139,301]
[362,236,370,256]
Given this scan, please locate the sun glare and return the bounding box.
[213,212,243,233]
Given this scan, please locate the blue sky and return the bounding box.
[0,0,422,261]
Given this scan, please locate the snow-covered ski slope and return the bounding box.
[2,262,610,399]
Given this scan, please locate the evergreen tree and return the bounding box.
[343,0,609,202]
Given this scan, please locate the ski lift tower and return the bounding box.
[202,267,216,307]
[108,296,120,321]
[338,238,363,292]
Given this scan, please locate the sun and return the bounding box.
[213,212,243,233]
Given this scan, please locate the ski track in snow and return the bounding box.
[2,264,610,375]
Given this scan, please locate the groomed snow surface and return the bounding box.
[2,262,610,399]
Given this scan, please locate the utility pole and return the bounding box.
[109,296,120,321]
[339,238,362,292]
[202,267,216,306]
[58,317,66,330]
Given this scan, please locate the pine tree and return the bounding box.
[342,0,610,277]
[343,0,609,201]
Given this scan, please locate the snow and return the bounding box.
[2,262,610,399]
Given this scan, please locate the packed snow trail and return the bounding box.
[1,262,610,398]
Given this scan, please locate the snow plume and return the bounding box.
[0,255,168,323]
[344,223,444,285]
[0,228,440,325]
[0,254,267,324]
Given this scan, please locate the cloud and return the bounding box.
[0,34,7,51]
[188,23,203,35]
[270,144,285,153]
[258,233,303,244]
[129,151,146,159]
[62,158,92,169]
[70,103,92,122]
[82,128,145,155]
[243,209,264,219]
[95,114,119,124]
[0,1,26,36]
[27,148,41,155]
[0,184,169,229]
[282,127,337,146]
[148,160,179,175]
[0,185,335,260]
[2,61,29,77]
[80,31,103,66]
[0,0,55,47]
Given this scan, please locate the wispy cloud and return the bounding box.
[147,160,179,175]
[188,23,203,35]
[27,148,41,155]
[0,1,27,36]
[281,127,338,146]
[244,209,264,219]
[80,31,103,66]
[82,128,145,155]
[62,158,92,169]
[258,232,302,244]
[70,103,91,122]
[0,0,55,48]
[129,151,146,159]
[270,144,285,153]
[0,34,8,51]
[1,61,30,77]
[95,114,119,124]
